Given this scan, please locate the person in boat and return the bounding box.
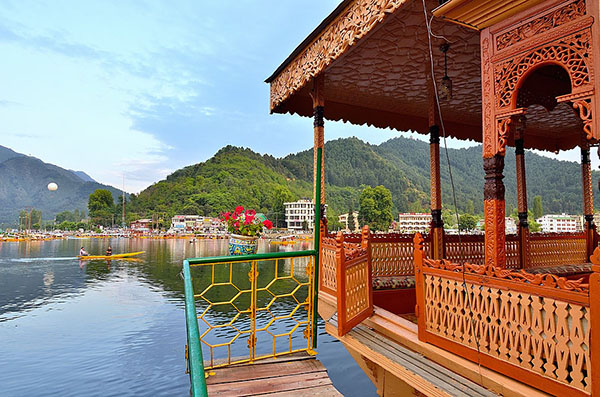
[79,247,89,256]
[105,246,112,256]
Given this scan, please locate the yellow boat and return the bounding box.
[78,251,145,260]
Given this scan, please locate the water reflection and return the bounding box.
[0,238,376,397]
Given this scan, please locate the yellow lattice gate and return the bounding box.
[187,253,315,369]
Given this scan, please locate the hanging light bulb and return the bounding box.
[439,43,452,101]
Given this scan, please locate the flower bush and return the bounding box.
[221,206,273,237]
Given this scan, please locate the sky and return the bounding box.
[0,1,591,193]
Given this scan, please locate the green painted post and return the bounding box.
[312,147,322,349]
[183,260,209,397]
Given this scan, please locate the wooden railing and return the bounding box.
[320,227,373,336]
[414,233,599,397]
[529,232,588,268]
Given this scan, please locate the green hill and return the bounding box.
[127,136,599,223]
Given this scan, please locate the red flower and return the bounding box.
[234,206,244,215]
[223,212,231,221]
[245,209,256,217]
[231,212,238,220]
[244,215,255,225]
[233,221,240,229]
[262,220,273,229]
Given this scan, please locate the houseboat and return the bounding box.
[265,0,600,395]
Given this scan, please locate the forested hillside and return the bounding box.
[127,136,600,223]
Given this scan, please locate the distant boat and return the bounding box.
[78,251,145,260]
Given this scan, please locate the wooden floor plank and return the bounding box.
[258,384,342,396]
[206,358,325,385]
[207,371,333,396]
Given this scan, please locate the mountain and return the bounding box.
[127,136,599,222]
[0,145,124,225]
[70,170,96,182]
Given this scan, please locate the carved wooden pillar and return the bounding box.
[515,132,530,268]
[312,75,325,207]
[427,75,443,260]
[429,126,444,260]
[484,153,506,268]
[581,143,595,258]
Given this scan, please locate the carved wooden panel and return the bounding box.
[269,0,410,109]
[495,28,593,110]
[495,0,586,51]
[423,273,590,393]
[529,233,588,268]
[338,247,373,336]
[320,237,338,295]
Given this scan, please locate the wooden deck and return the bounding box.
[205,353,342,396]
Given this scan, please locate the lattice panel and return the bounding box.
[320,241,338,294]
[445,241,485,265]
[423,274,591,393]
[529,236,587,268]
[505,238,520,269]
[345,259,371,319]
[371,241,418,277]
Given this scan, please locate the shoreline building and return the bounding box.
[284,199,319,231]
[536,213,582,233]
[338,211,359,232]
[170,215,224,234]
[396,213,431,233]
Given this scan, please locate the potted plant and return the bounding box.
[222,206,273,255]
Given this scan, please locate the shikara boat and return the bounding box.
[78,251,145,260]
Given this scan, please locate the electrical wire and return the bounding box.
[421,0,484,382]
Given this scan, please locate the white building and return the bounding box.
[505,217,517,234]
[170,215,225,233]
[536,213,582,233]
[284,199,317,231]
[397,213,431,233]
[339,211,359,232]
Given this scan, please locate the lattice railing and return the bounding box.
[529,232,587,268]
[320,227,373,336]
[320,236,338,295]
[414,233,597,397]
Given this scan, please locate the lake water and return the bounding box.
[0,238,376,396]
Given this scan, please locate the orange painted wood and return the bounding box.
[589,254,600,396]
[413,233,427,343]
[484,198,506,268]
[373,288,416,315]
[421,266,589,305]
[422,331,589,397]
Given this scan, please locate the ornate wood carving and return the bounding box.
[269,0,408,110]
[573,97,594,141]
[484,199,506,268]
[495,0,586,51]
[496,117,512,156]
[481,35,495,158]
[313,76,325,205]
[581,146,594,216]
[495,29,593,110]
[422,258,589,292]
[483,155,505,200]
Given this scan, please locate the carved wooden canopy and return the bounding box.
[267,0,599,152]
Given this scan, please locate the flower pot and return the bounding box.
[228,234,258,256]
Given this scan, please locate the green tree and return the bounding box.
[301,220,309,232]
[458,213,478,231]
[532,196,543,220]
[88,189,115,226]
[466,200,474,215]
[442,208,457,229]
[358,186,393,231]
